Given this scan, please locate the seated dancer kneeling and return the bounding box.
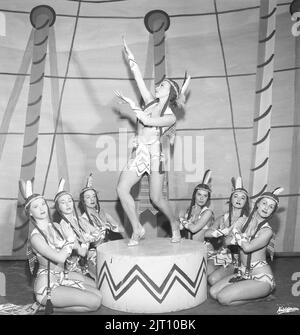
[54,178,103,280]
[209,187,282,305]
[78,173,124,244]
[205,176,250,285]
[179,170,214,246]
[22,180,101,313]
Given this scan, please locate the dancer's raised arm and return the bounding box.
[123,37,154,104]
[114,90,175,127]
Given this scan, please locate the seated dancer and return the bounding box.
[205,176,250,285]
[21,180,101,313]
[210,187,282,305]
[79,173,124,244]
[179,170,214,245]
[114,37,190,246]
[54,178,102,280]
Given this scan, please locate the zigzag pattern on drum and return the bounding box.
[98,258,206,303]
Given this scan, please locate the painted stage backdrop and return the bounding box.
[0,0,299,257]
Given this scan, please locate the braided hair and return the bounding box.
[78,189,102,229]
[54,193,85,240]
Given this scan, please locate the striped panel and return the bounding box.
[138,11,169,215]
[12,9,52,257]
[249,0,277,198]
[283,30,300,251]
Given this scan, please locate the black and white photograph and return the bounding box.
[0,0,299,322]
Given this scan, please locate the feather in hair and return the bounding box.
[235,176,243,189]
[25,180,33,198]
[86,173,93,188]
[19,180,27,200]
[202,169,211,185]
[273,187,284,196]
[57,178,65,193]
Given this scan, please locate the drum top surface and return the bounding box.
[97,238,206,257]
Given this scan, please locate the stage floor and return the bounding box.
[1,257,300,315]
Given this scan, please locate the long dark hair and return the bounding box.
[54,193,85,238]
[186,184,211,220]
[78,189,101,228]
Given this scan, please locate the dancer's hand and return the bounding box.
[220,227,230,236]
[123,37,137,70]
[211,229,225,238]
[114,90,138,110]
[62,243,73,257]
[231,228,249,246]
[179,218,191,229]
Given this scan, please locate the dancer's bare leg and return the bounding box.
[149,170,180,241]
[215,279,272,306]
[68,271,97,288]
[117,168,143,237]
[208,264,235,286]
[209,274,236,299]
[207,260,217,277]
[50,286,102,313]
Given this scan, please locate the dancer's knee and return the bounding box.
[208,273,218,287]
[209,285,219,300]
[87,294,102,312]
[117,183,128,199]
[208,270,225,286]
[216,291,232,306]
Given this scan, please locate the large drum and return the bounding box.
[97,238,207,313]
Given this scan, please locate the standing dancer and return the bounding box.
[210,187,282,305]
[179,170,214,244]
[21,180,101,313]
[205,176,250,285]
[79,173,124,244]
[114,38,190,246]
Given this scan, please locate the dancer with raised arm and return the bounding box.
[205,176,250,285]
[115,38,190,246]
[21,180,101,313]
[209,187,282,305]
